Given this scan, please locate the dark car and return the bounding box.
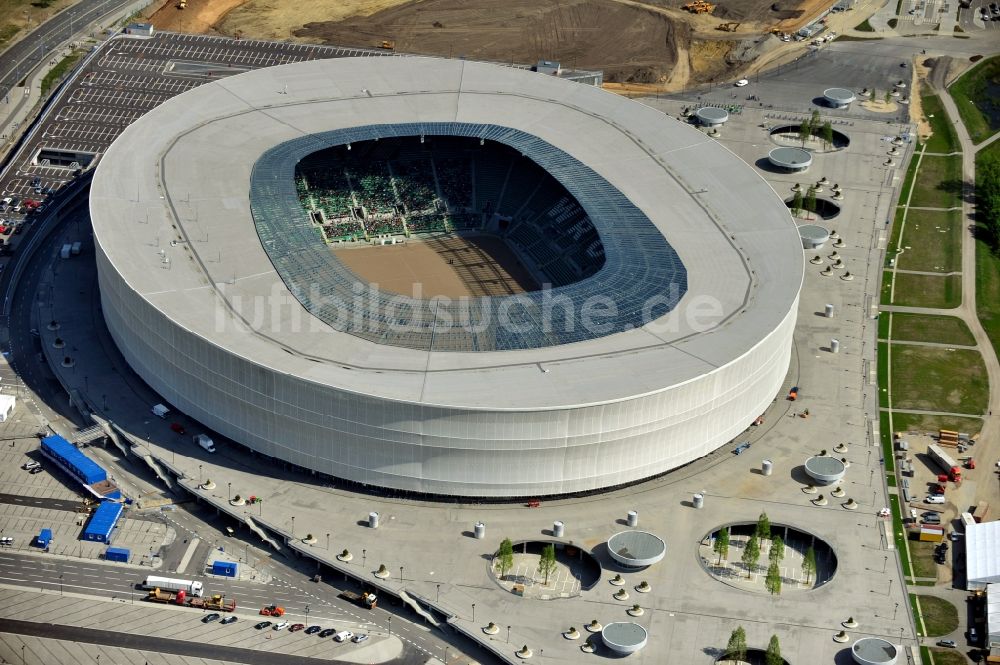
[255,621,272,630]
[220,616,238,625]
[936,639,957,648]
[203,613,221,623]
[929,484,945,495]
[319,628,337,638]
[170,422,186,435]
[305,625,323,635]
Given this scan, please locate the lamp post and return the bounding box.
[888,578,893,596]
[445,646,450,664]
[199,464,203,483]
[227,482,231,501]
[59,574,63,596]
[388,615,392,636]
[472,603,476,622]
[291,516,295,536]
[400,566,404,582]
[882,555,887,573]
[305,604,310,621]
[893,602,899,620]
[326,533,330,550]
[436,583,441,603]
[507,625,511,643]
[869,468,874,486]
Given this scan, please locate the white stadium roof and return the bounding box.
[90,56,803,410]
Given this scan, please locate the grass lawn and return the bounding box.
[921,94,960,153]
[884,313,975,345]
[909,155,963,209]
[913,594,959,636]
[878,342,889,408]
[880,414,896,475]
[854,18,875,30]
[928,648,967,665]
[889,346,987,414]
[889,494,912,576]
[881,270,895,305]
[948,55,1000,144]
[909,541,939,579]
[898,148,922,206]
[895,209,962,273]
[40,49,83,96]
[891,411,982,436]
[890,273,962,308]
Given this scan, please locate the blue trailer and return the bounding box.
[211,561,238,577]
[35,528,53,548]
[105,546,130,562]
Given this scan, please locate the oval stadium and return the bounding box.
[89,56,804,498]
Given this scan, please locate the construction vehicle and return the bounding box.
[147,588,186,604]
[683,1,715,13]
[928,444,962,482]
[339,590,377,609]
[177,0,186,8]
[716,22,741,31]
[190,594,237,612]
[260,604,285,617]
[377,40,395,50]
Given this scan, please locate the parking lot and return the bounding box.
[958,0,1000,30]
[0,31,395,255]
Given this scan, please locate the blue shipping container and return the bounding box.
[81,501,124,543]
[105,546,130,562]
[41,435,107,485]
[211,561,238,577]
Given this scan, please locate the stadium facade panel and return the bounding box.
[91,56,803,497]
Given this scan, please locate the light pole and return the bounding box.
[227,482,231,501]
[436,583,441,603]
[388,615,392,636]
[326,533,330,550]
[445,646,450,663]
[363,549,366,568]
[893,602,899,620]
[305,604,310,621]
[882,555,887,573]
[400,566,404,582]
[59,574,63,595]
[199,464,203,483]
[507,625,511,643]
[472,603,476,622]
[869,468,874,486]
[873,490,877,506]
[888,578,893,596]
[291,516,295,537]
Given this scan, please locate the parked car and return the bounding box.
[305,625,323,635]
[255,621,272,630]
[21,461,40,470]
[170,422,186,435]
[733,442,751,455]
[936,639,956,648]
[29,467,43,475]
[969,626,979,644]
[922,516,941,524]
[319,628,337,638]
[273,621,289,631]
[203,613,221,623]
[351,634,369,644]
[333,631,354,642]
[289,623,305,632]
[950,531,964,541]
[220,616,238,625]
[925,495,946,504]
[734,79,749,87]
[929,484,945,495]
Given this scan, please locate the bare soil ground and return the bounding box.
[333,234,538,298]
[0,0,80,53]
[148,0,829,87]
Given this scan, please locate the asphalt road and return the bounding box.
[4,618,378,665]
[0,0,137,97]
[0,492,81,511]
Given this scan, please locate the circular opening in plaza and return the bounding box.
[851,637,898,665]
[785,196,842,221]
[699,523,837,593]
[490,540,601,598]
[769,124,851,151]
[605,530,666,569]
[716,647,792,665]
[601,622,648,655]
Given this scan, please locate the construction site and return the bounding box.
[144,0,848,90]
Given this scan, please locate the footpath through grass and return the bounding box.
[892,411,982,436]
[921,94,960,153]
[949,55,1000,144]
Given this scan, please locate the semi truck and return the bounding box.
[142,575,204,597]
[927,444,962,482]
[339,590,377,609]
[146,589,235,611]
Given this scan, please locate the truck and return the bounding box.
[339,590,377,609]
[927,444,962,482]
[193,433,216,453]
[142,575,204,597]
[917,525,945,542]
[260,604,285,616]
[190,594,236,612]
[60,244,71,259]
[70,241,81,256]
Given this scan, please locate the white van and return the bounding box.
[925,494,946,504]
[333,631,354,642]
[193,433,216,453]
[151,404,170,418]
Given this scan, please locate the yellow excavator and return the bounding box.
[716,21,741,31]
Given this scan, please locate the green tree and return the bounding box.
[713,527,730,565]
[742,533,761,578]
[756,512,771,540]
[798,119,812,146]
[769,535,785,564]
[822,121,834,148]
[497,538,514,580]
[765,560,782,595]
[802,545,817,584]
[537,544,557,586]
[725,626,748,663]
[885,90,892,105]
[809,110,821,134]
[792,189,803,217]
[804,186,817,220]
[766,634,782,665]
[977,152,1000,245]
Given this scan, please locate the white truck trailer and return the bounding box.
[141,575,204,597]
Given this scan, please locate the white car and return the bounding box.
[22,461,40,470]
[273,621,289,630]
[734,79,749,87]
[351,633,369,643]
[333,630,354,642]
[925,494,946,504]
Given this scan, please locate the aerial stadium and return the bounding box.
[89,56,804,498]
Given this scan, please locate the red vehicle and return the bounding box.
[170,422,186,435]
[930,484,945,495]
[0,226,7,234]
[289,623,305,632]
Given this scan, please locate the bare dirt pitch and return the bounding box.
[333,234,539,299]
[148,0,830,89]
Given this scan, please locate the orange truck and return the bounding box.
[260,605,285,617]
[190,594,236,612]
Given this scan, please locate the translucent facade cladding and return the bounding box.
[98,242,796,497]
[251,123,686,352]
